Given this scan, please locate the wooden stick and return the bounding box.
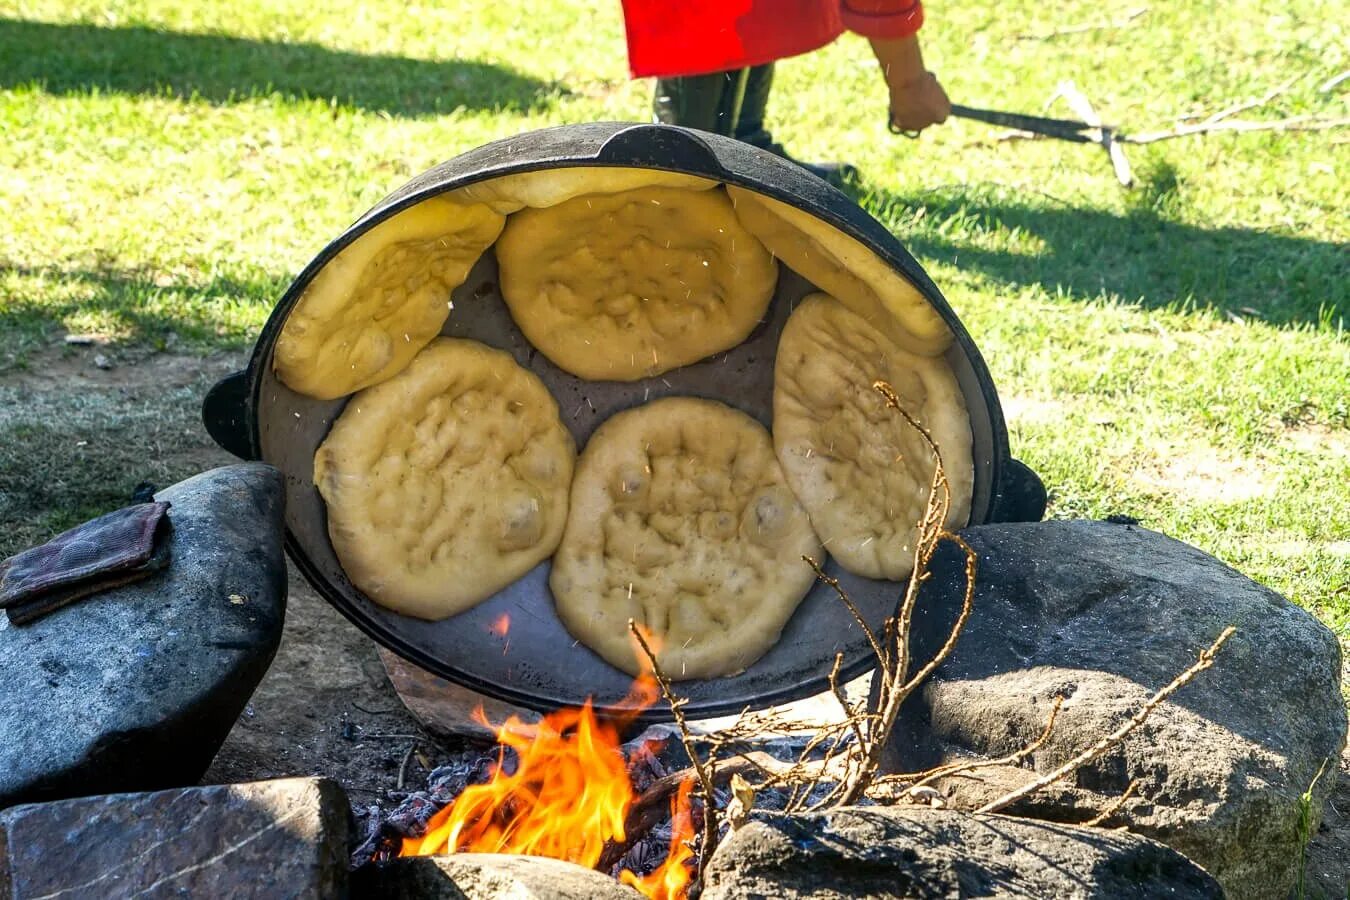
[976,627,1236,814]
[1121,116,1350,144]
[1015,6,1148,40]
[1083,778,1140,828]
[628,621,721,872]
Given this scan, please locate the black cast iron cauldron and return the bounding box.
[202,122,1046,722]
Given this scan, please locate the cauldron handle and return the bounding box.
[201,371,256,461]
[594,124,726,175]
[988,458,1046,523]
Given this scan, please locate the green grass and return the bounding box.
[0,0,1346,624]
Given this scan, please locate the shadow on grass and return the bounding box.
[861,182,1348,330]
[0,264,284,354]
[0,19,565,116]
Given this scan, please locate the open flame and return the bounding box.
[400,629,695,899]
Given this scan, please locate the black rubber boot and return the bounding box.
[733,64,859,188]
[652,72,743,136]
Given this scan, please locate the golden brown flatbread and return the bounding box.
[551,397,821,679]
[314,338,575,619]
[774,294,972,580]
[495,186,778,381]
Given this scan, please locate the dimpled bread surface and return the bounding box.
[313,338,575,620]
[454,166,717,214]
[495,185,778,381]
[774,294,973,581]
[550,397,822,680]
[274,195,505,400]
[727,186,952,357]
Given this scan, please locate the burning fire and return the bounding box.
[400,630,696,899]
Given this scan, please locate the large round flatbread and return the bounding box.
[455,166,718,214]
[275,196,505,400]
[728,185,952,357]
[314,338,575,620]
[551,398,822,680]
[774,294,973,581]
[496,186,778,381]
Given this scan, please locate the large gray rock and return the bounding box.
[0,777,348,899]
[702,806,1223,899]
[887,520,1346,900]
[355,853,642,898]
[0,464,286,806]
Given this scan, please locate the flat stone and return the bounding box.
[0,777,348,899]
[887,520,1346,900]
[0,464,287,806]
[355,853,641,899]
[702,806,1223,899]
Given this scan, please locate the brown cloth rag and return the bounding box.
[0,501,172,625]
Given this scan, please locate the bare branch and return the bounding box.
[1121,116,1350,144]
[1083,779,1140,828]
[977,626,1237,814]
[1015,6,1148,40]
[628,620,721,870]
[880,695,1066,798]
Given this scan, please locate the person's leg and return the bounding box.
[732,63,858,187]
[652,71,743,136]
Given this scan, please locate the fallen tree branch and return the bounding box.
[976,626,1237,814]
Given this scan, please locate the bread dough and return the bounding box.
[773,294,972,581]
[455,166,718,214]
[496,186,778,381]
[274,196,504,399]
[314,337,575,619]
[551,397,821,680]
[728,186,952,357]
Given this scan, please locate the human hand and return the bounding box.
[887,69,951,133]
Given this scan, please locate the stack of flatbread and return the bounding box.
[275,166,973,680]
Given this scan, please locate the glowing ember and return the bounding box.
[488,613,511,637]
[399,631,696,899]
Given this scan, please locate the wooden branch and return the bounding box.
[976,626,1237,814]
[880,695,1065,799]
[597,752,791,871]
[627,621,721,873]
[1121,116,1350,144]
[1083,778,1140,828]
[1015,6,1148,40]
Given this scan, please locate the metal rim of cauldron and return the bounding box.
[203,122,1045,720]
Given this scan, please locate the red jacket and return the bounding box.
[621,0,924,78]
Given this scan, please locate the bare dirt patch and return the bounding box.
[1000,394,1068,426]
[1131,446,1275,504]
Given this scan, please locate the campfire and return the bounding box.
[397,629,698,900]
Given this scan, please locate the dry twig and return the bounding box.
[875,695,1066,800]
[628,620,721,874]
[976,626,1237,814]
[1015,6,1148,40]
[1082,779,1140,828]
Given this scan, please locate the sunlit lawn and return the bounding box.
[0,0,1346,626]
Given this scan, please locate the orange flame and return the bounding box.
[619,778,696,900]
[399,626,694,899]
[488,613,511,637]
